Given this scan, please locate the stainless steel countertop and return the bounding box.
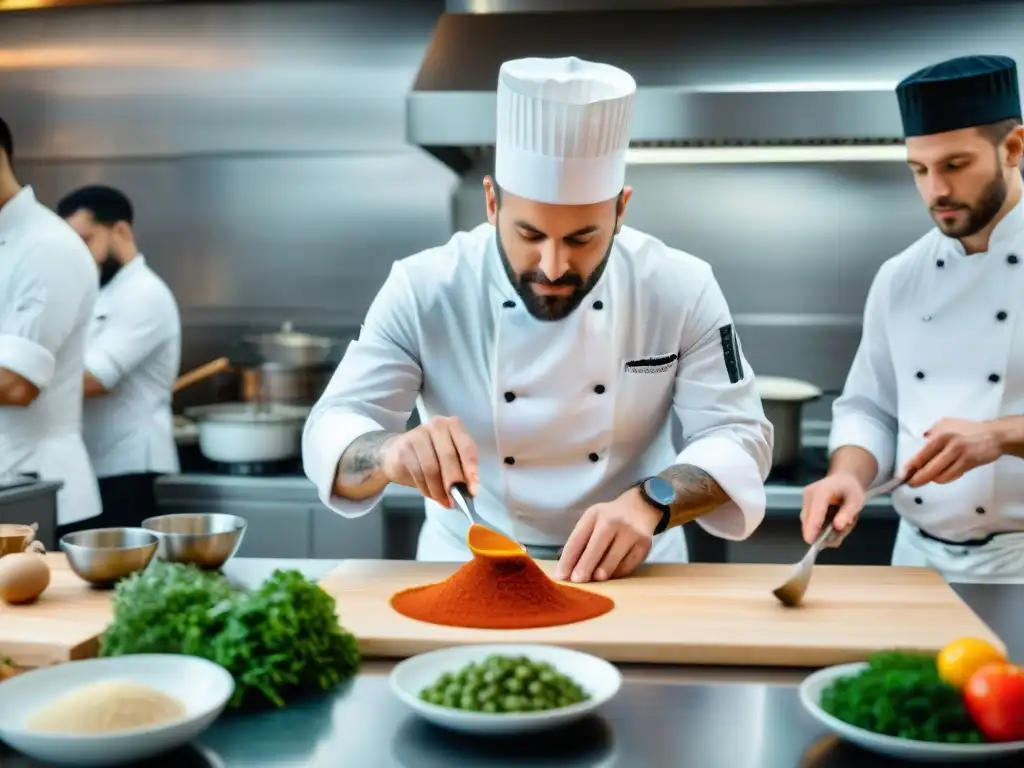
[3,558,1020,768]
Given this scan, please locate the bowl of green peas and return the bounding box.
[389,644,622,735]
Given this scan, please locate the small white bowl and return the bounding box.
[0,654,235,766]
[390,644,621,736]
[800,662,1024,763]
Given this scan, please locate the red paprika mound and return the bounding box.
[389,524,614,629]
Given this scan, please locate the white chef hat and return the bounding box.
[495,56,637,206]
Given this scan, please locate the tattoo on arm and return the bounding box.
[656,464,731,529]
[333,430,398,500]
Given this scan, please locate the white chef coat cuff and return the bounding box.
[674,434,766,541]
[828,415,895,486]
[84,347,123,390]
[303,409,389,518]
[0,333,56,389]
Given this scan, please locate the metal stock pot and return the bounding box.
[756,376,824,469]
[243,321,336,368]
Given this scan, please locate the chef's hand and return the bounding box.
[380,416,480,507]
[800,473,865,546]
[903,418,1001,486]
[555,488,661,584]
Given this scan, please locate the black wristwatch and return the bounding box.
[633,476,675,535]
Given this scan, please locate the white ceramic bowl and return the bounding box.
[0,654,235,766]
[800,662,1024,763]
[390,644,621,736]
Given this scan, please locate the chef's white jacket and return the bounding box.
[831,198,1024,582]
[83,254,181,479]
[0,186,102,526]
[304,223,773,562]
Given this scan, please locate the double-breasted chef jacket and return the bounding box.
[0,186,102,526]
[831,197,1024,582]
[304,222,774,562]
[83,253,181,479]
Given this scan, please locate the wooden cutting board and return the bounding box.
[0,554,113,668]
[319,560,1006,667]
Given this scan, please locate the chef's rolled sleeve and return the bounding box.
[0,245,82,388]
[828,262,898,485]
[0,334,55,389]
[86,286,176,390]
[671,274,773,541]
[303,263,423,518]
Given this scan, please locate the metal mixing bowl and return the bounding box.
[141,513,247,570]
[60,528,159,587]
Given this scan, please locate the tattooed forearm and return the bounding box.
[332,430,398,501]
[656,464,731,529]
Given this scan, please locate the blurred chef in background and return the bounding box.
[57,185,181,534]
[802,55,1024,581]
[0,117,102,530]
[304,56,772,582]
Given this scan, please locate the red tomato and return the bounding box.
[963,663,1024,742]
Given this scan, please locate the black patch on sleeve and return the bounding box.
[719,324,744,383]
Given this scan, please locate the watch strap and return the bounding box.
[634,477,672,535]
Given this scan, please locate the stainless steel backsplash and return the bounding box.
[1,0,942,420]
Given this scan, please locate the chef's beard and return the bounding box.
[98,252,122,288]
[495,228,614,322]
[930,170,1007,239]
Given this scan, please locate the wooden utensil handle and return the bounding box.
[173,357,231,394]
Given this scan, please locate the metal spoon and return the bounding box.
[449,482,488,530]
[773,474,909,607]
[449,483,563,561]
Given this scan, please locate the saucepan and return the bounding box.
[183,402,311,464]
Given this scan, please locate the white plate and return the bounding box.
[390,644,621,736]
[0,654,235,766]
[800,662,1024,763]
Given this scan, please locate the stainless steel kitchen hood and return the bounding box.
[408,1,1024,173]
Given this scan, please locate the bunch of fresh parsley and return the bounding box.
[820,651,984,743]
[100,561,360,709]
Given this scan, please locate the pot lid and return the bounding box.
[255,321,331,348]
[756,376,823,402]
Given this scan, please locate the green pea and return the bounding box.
[482,700,498,713]
[514,665,534,681]
[527,680,544,696]
[460,694,477,710]
[504,677,523,694]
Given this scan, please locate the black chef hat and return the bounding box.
[896,55,1021,138]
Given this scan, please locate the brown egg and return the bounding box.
[0,553,51,604]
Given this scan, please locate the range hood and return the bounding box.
[408,0,1024,172]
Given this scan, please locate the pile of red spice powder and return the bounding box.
[389,525,614,629]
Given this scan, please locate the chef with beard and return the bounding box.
[0,117,102,531]
[801,55,1024,582]
[56,185,181,534]
[303,56,773,582]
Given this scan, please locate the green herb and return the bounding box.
[100,561,360,710]
[820,651,985,743]
[419,654,590,713]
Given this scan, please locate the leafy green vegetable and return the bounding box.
[820,651,985,743]
[100,561,360,710]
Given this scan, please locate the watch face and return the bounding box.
[645,476,675,507]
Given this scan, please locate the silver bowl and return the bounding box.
[141,513,247,570]
[60,528,159,587]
